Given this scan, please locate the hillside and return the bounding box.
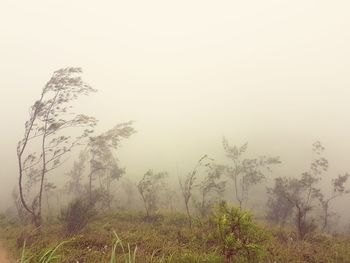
[1,211,350,263]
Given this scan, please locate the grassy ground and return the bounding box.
[1,212,350,262]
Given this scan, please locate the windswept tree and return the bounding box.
[17,67,97,226]
[87,122,135,208]
[194,164,226,217]
[222,137,280,208]
[138,170,167,217]
[317,173,349,231]
[179,155,213,228]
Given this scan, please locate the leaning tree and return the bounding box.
[17,67,97,226]
[179,155,213,228]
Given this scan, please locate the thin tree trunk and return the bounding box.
[17,92,45,217]
[185,199,192,228]
[37,91,59,227]
[140,192,149,217]
[322,202,329,231]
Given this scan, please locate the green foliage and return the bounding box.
[214,202,269,262]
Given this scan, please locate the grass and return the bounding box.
[1,212,350,262]
[109,230,137,263]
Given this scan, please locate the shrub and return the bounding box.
[213,202,269,262]
[60,197,96,235]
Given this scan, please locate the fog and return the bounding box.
[1,0,350,222]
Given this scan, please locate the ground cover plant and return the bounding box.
[1,208,350,263]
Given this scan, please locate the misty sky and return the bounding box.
[1,1,350,210]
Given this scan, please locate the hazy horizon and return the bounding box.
[1,0,350,215]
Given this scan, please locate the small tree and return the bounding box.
[138,170,167,217]
[317,173,349,231]
[222,137,280,208]
[179,155,213,228]
[266,177,295,226]
[87,122,135,208]
[276,142,328,239]
[194,164,226,217]
[17,67,97,226]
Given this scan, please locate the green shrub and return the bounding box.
[213,202,269,262]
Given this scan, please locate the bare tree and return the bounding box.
[222,137,280,208]
[179,155,212,228]
[17,67,97,226]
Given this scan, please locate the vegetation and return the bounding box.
[1,68,349,262]
[138,170,168,218]
[222,137,280,209]
[178,155,213,228]
[1,210,350,263]
[214,202,269,262]
[60,197,96,235]
[193,164,226,217]
[268,142,350,239]
[17,67,97,227]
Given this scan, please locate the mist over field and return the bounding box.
[1,1,350,262]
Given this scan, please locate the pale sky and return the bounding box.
[1,1,350,211]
